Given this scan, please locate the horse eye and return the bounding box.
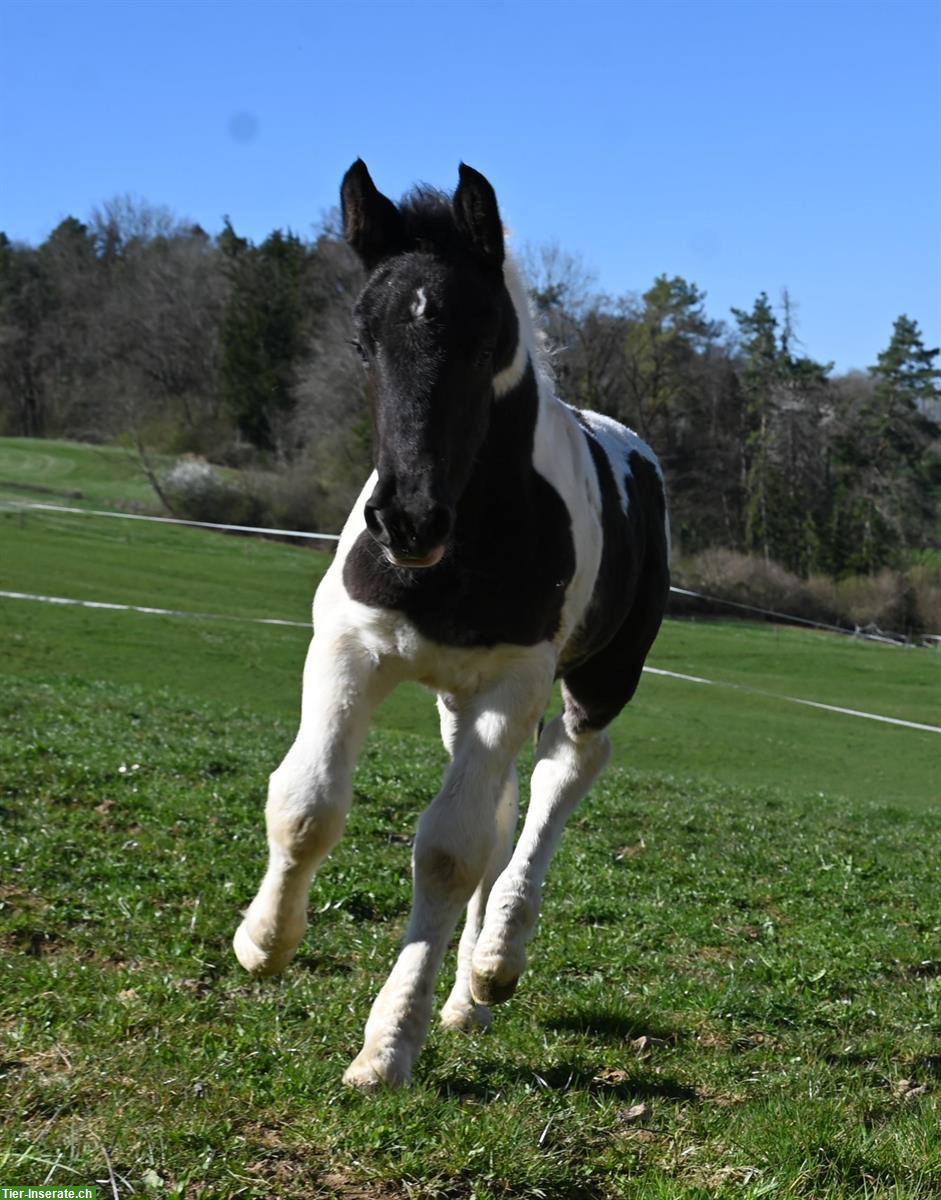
[349,338,370,366]
[476,345,495,367]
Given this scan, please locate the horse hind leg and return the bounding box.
[434,691,523,1031]
[343,658,552,1088]
[470,701,611,1006]
[470,575,667,1005]
[440,766,519,1031]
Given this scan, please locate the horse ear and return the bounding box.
[454,163,504,267]
[340,159,404,269]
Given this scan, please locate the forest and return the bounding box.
[1,196,939,633]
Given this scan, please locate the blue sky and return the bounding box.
[1,0,939,372]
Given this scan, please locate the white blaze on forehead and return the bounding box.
[411,287,428,319]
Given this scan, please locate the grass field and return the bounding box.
[0,437,165,511]
[2,440,940,1198]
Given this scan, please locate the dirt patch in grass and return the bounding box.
[1,927,63,956]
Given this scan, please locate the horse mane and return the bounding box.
[398,185,467,257]
[502,254,557,401]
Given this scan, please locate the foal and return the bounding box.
[234,161,670,1088]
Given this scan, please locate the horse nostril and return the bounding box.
[364,503,391,545]
[365,495,451,558]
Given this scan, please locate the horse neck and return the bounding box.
[456,257,554,520]
[455,359,545,541]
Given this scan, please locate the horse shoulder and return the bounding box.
[531,395,606,656]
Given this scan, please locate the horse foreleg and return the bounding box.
[233,632,392,977]
[471,711,610,1006]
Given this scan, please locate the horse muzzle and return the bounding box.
[383,544,446,570]
[364,491,452,571]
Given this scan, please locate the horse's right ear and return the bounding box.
[453,163,504,268]
[340,159,404,269]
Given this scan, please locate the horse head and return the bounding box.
[341,159,522,569]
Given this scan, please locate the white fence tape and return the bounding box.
[0,499,340,541]
[2,498,926,645]
[2,588,938,735]
[668,584,851,635]
[0,589,310,629]
[668,585,910,646]
[642,666,941,735]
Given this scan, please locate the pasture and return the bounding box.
[1,439,940,1198]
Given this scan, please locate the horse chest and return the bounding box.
[342,521,574,649]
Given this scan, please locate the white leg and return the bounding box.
[343,656,552,1088]
[435,691,460,758]
[470,713,610,1005]
[440,769,519,1032]
[436,692,520,1030]
[233,632,394,976]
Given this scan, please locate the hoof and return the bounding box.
[470,969,519,1007]
[440,1000,492,1033]
[342,1051,410,1090]
[232,921,298,977]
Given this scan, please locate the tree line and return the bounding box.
[1,197,938,579]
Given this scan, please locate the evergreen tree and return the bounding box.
[624,275,721,449]
[36,218,99,424]
[219,226,309,452]
[823,319,940,575]
[0,234,50,435]
[871,314,941,436]
[622,276,734,555]
[851,316,940,568]
[731,294,831,575]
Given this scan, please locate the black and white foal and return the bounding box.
[234,161,670,1088]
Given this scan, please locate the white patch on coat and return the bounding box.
[497,253,604,655]
[411,287,427,319]
[573,409,671,562]
[531,394,603,655]
[492,255,553,399]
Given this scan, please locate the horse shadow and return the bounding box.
[542,1008,681,1044]
[435,1059,697,1104]
[434,1006,695,1103]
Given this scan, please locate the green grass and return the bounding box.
[1,438,940,1197]
[0,436,165,510]
[2,675,940,1198]
[2,501,938,806]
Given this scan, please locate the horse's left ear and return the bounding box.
[341,159,404,269]
[454,163,505,268]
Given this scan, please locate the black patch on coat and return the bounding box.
[561,440,670,733]
[560,420,639,672]
[343,363,576,647]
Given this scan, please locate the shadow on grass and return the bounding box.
[542,1007,683,1044]
[435,1060,698,1104]
[293,951,353,975]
